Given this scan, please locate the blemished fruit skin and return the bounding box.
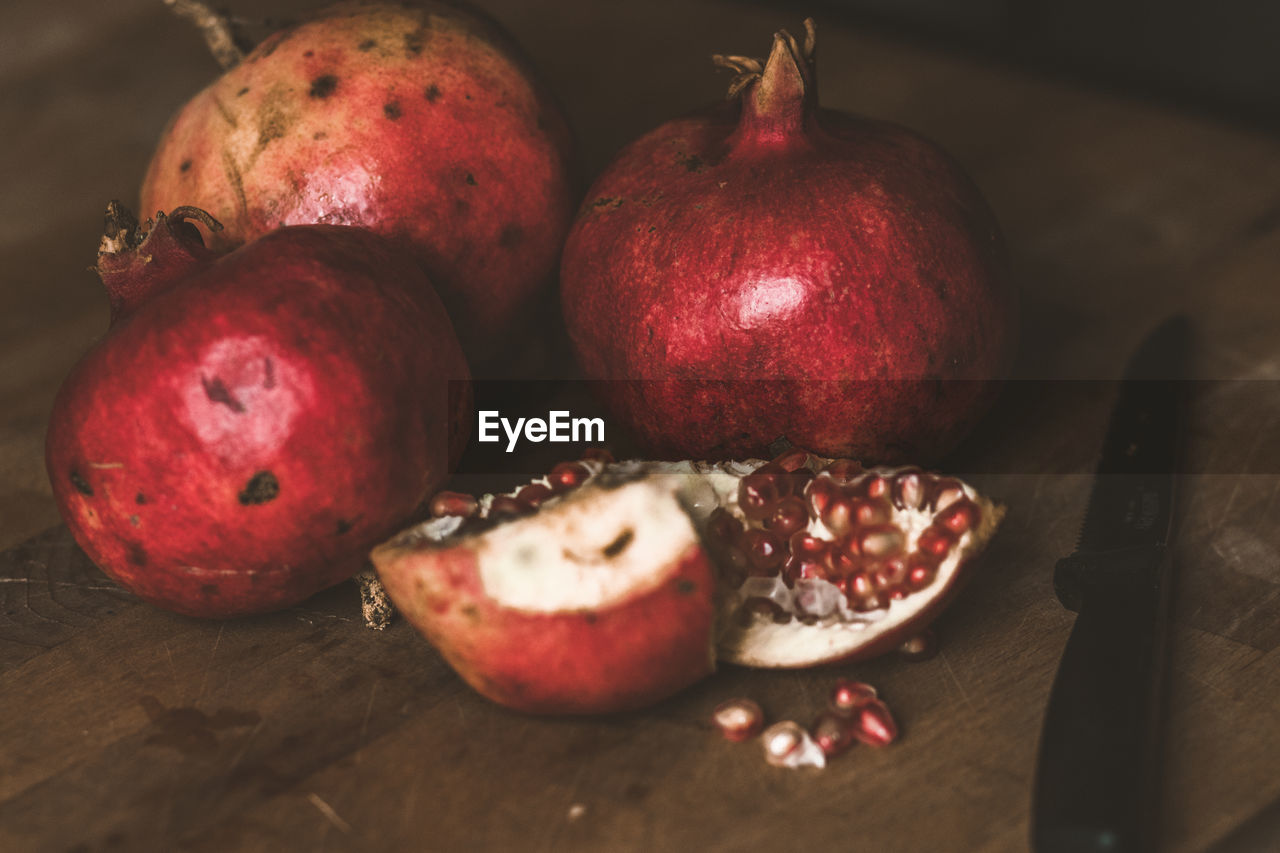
[140,1,574,366]
[560,24,1017,464]
[46,221,471,618]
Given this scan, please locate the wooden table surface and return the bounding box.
[3,1,1278,850]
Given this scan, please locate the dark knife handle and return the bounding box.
[1032,547,1171,853]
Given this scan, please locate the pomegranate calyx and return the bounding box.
[718,19,817,151]
[95,201,222,322]
[164,0,249,70]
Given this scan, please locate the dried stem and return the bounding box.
[164,0,247,69]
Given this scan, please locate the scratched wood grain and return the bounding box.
[2,0,1279,851]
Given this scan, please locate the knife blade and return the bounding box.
[1032,316,1191,853]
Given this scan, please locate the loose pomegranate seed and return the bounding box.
[429,490,478,518]
[939,498,979,534]
[743,529,785,574]
[547,461,590,492]
[712,698,764,742]
[771,448,811,472]
[898,629,937,662]
[829,680,877,713]
[766,496,810,538]
[811,711,858,757]
[516,482,553,509]
[853,699,899,747]
[762,721,825,769]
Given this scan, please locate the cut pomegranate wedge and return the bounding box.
[371,453,1004,714]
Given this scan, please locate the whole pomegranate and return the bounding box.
[373,450,1003,714]
[140,0,574,367]
[560,21,1017,463]
[46,204,471,618]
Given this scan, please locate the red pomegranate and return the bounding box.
[372,451,1003,714]
[140,0,574,368]
[560,21,1017,463]
[46,204,471,618]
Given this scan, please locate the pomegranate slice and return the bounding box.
[371,453,1004,713]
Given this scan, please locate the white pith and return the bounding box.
[396,457,1002,666]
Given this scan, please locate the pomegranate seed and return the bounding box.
[828,547,860,576]
[789,558,831,583]
[939,498,979,534]
[811,711,858,757]
[488,495,526,519]
[820,496,856,537]
[580,448,614,464]
[742,529,785,574]
[765,496,810,538]
[853,699,899,747]
[876,558,908,589]
[712,698,764,742]
[829,680,877,713]
[849,572,874,598]
[805,475,838,518]
[516,482,553,509]
[789,531,828,559]
[892,470,924,510]
[429,490,478,518]
[927,477,964,511]
[762,721,825,769]
[547,461,590,492]
[898,629,937,662]
[739,472,782,521]
[860,525,906,558]
[781,467,814,498]
[706,507,744,545]
[771,448,811,472]
[853,496,891,525]
[907,562,937,589]
[863,475,889,499]
[821,458,862,485]
[917,526,954,558]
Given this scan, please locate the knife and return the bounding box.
[1031,316,1191,853]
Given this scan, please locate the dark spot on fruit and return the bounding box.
[238,471,280,505]
[236,86,250,97]
[461,604,480,622]
[358,38,377,51]
[464,172,477,186]
[647,325,654,341]
[404,25,427,56]
[313,131,327,140]
[383,101,402,120]
[200,584,219,597]
[423,84,441,102]
[676,579,697,595]
[309,75,338,98]
[335,518,353,535]
[602,529,634,558]
[679,154,704,172]
[179,159,192,173]
[129,514,141,527]
[464,93,472,100]
[647,225,657,233]
[583,612,598,625]
[70,470,93,496]
[262,358,275,388]
[590,196,624,210]
[498,223,524,248]
[202,376,245,413]
[136,492,147,504]
[303,50,314,58]
[128,543,148,566]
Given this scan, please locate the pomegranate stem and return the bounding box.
[164,0,247,69]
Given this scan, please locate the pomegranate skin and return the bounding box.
[561,24,1016,464]
[140,1,574,366]
[46,223,471,618]
[373,539,717,715]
